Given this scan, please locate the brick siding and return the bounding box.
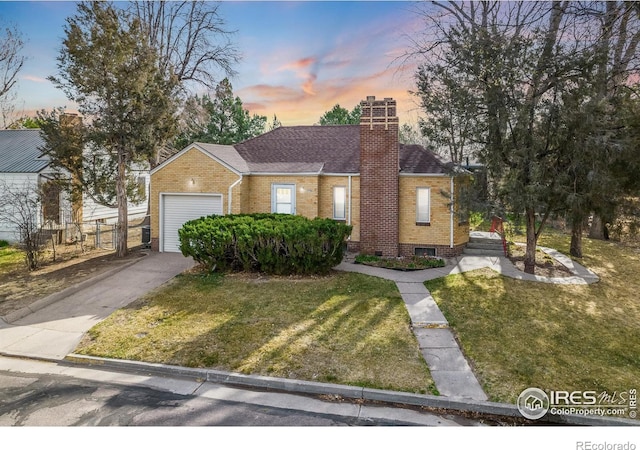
[398,242,466,258]
[359,97,399,257]
[149,146,242,250]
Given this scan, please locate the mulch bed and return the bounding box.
[508,246,574,277]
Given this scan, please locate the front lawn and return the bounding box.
[75,271,436,395]
[425,232,640,406]
[0,245,24,273]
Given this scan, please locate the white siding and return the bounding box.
[0,173,41,242]
[82,171,150,223]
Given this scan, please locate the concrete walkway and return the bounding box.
[335,245,599,401]
[0,252,195,360]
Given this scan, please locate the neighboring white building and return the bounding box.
[0,129,149,243]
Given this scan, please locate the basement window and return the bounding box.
[415,247,436,257]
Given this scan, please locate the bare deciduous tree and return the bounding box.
[0,22,25,128]
[129,1,240,92]
[0,180,45,271]
[407,1,600,273]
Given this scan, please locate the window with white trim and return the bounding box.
[416,187,431,224]
[271,184,296,214]
[333,186,346,220]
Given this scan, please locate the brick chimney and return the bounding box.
[359,96,399,257]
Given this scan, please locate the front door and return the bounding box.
[272,184,295,214]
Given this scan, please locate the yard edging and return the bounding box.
[63,353,638,426]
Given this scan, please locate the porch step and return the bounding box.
[466,240,504,251]
[465,232,506,256]
[462,247,505,257]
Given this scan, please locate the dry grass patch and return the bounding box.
[425,233,640,410]
[0,246,24,273]
[76,271,436,395]
[0,246,145,317]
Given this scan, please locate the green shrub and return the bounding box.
[468,211,485,230]
[179,213,352,275]
[0,239,9,248]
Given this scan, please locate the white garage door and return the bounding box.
[162,194,223,252]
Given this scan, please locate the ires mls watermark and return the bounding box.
[517,387,637,420]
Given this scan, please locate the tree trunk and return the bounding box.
[570,219,583,258]
[589,214,605,240]
[116,151,128,257]
[524,207,537,274]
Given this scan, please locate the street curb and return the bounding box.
[64,354,638,426]
[1,254,147,324]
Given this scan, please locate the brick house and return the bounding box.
[150,96,470,257]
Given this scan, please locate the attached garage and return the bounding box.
[160,193,223,252]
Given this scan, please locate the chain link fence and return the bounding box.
[40,217,148,256]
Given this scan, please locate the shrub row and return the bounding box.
[179,213,352,275]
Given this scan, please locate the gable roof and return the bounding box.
[154,125,451,176]
[235,125,359,174]
[0,129,50,173]
[235,125,449,175]
[399,144,450,174]
[197,143,250,173]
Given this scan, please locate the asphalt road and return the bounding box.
[0,367,485,426]
[0,371,351,426]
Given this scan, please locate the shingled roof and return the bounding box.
[0,129,50,173]
[234,125,449,175]
[399,144,450,174]
[235,125,359,174]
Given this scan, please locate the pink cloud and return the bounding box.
[278,56,316,72]
[22,75,48,83]
[235,16,423,126]
[240,74,417,126]
[239,84,306,103]
[301,74,317,96]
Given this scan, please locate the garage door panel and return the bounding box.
[162,194,223,252]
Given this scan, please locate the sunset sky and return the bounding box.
[0,1,428,127]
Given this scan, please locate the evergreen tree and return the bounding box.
[44,1,178,257]
[318,104,361,125]
[175,78,266,147]
[268,114,282,131]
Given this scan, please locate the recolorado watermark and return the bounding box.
[517,387,637,420]
[576,442,636,450]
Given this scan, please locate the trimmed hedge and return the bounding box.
[179,213,352,275]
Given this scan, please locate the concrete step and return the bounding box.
[466,241,504,251]
[462,248,505,257]
[469,235,503,243]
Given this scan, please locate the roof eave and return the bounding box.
[399,172,450,177]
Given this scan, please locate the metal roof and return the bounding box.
[0,129,50,173]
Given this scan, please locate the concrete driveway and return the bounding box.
[0,252,195,360]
